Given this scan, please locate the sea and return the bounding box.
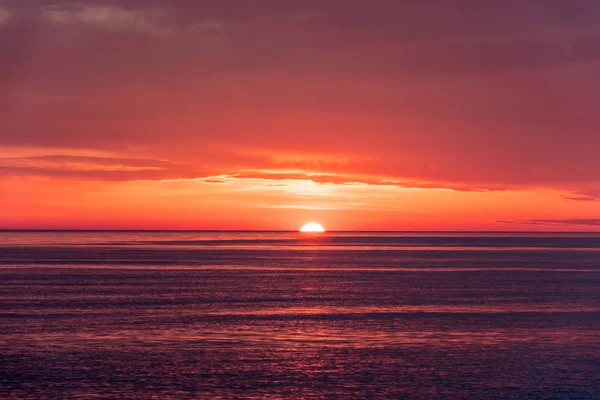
[1,231,599,399]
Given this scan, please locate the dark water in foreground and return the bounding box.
[1,231,599,399]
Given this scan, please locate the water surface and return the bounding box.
[1,231,599,399]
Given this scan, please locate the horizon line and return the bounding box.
[1,229,599,233]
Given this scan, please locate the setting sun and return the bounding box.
[300,222,326,232]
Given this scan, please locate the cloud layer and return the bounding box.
[1,1,600,228]
[499,219,600,227]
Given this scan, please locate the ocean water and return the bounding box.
[1,231,599,399]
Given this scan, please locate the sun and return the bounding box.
[300,222,326,233]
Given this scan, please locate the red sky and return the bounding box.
[1,0,600,230]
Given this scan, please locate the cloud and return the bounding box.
[562,195,599,202]
[1,0,600,197]
[200,176,234,184]
[40,4,172,36]
[498,219,600,227]
[0,154,504,195]
[194,169,502,193]
[0,7,11,25]
[0,155,167,170]
[0,155,204,181]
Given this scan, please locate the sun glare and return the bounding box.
[300,222,326,232]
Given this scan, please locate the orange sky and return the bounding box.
[1,1,600,230]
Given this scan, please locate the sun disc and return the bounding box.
[300,222,325,233]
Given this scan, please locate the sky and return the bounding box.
[1,0,600,230]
